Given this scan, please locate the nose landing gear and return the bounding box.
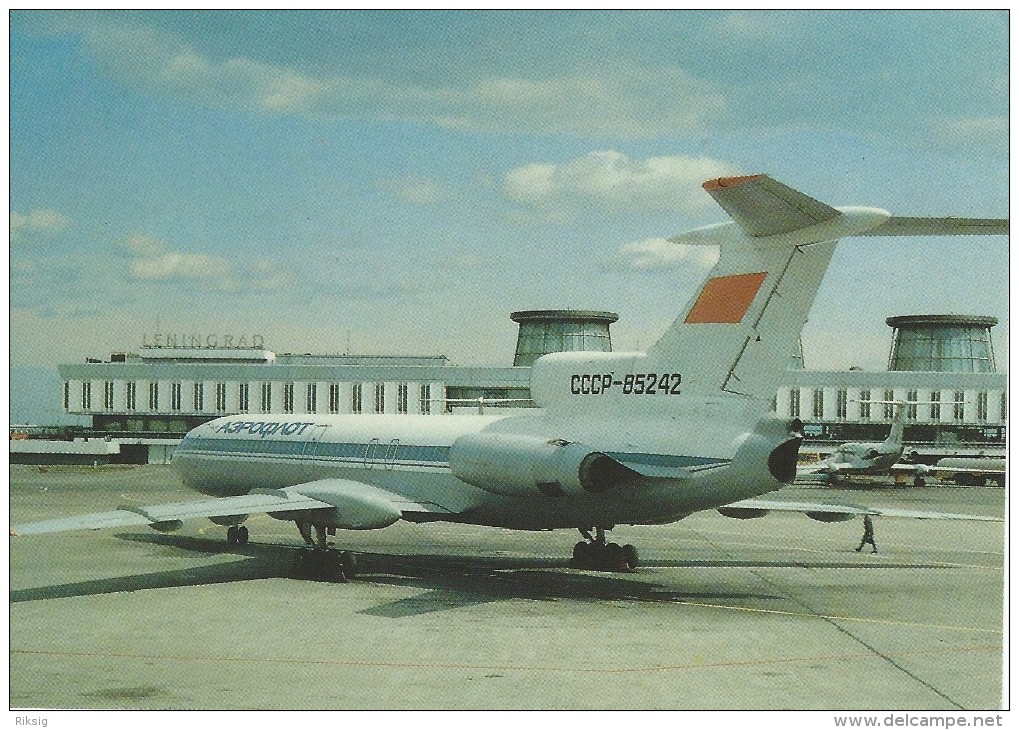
[572,526,638,572]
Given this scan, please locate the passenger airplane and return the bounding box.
[11,174,1006,577]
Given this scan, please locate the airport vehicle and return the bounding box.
[11,174,1006,577]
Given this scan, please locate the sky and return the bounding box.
[8,10,1009,424]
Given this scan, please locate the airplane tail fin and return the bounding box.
[643,175,885,402]
[643,175,1007,404]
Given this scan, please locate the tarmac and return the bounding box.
[9,464,1006,710]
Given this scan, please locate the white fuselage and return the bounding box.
[171,394,795,530]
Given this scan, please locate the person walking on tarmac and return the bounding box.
[855,514,877,553]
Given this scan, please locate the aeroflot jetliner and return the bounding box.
[12,174,1006,577]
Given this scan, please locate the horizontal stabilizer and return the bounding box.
[703,174,841,238]
[860,217,1008,237]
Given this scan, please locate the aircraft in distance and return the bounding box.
[909,456,1006,488]
[800,400,911,486]
[11,174,1007,578]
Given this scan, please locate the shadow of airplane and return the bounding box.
[9,532,953,617]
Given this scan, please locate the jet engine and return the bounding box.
[449,433,637,498]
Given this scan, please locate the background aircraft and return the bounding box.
[12,174,1006,578]
[801,400,910,486]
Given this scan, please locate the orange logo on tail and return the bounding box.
[685,272,768,324]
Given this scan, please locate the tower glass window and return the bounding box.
[887,315,997,373]
[511,310,618,367]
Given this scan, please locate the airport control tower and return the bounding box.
[510,310,618,367]
[886,314,998,373]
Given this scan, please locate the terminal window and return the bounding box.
[420,384,431,414]
[148,382,159,411]
[216,383,227,413]
[238,383,250,413]
[351,383,362,414]
[283,382,294,414]
[977,391,988,422]
[374,383,385,414]
[397,383,409,414]
[836,389,847,420]
[329,383,340,414]
[306,383,317,413]
[171,383,182,411]
[859,390,871,420]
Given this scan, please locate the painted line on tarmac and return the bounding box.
[673,600,1002,634]
[9,642,1000,676]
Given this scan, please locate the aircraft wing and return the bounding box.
[859,217,1008,237]
[11,479,456,537]
[720,498,1003,522]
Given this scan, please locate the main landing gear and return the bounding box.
[572,526,638,572]
[292,521,358,582]
[226,525,249,545]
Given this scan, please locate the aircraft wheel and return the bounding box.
[227,525,238,544]
[573,540,598,568]
[237,525,249,545]
[621,544,639,568]
[603,542,624,570]
[339,551,357,579]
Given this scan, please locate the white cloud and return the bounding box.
[10,208,70,239]
[933,116,1007,156]
[374,176,449,205]
[123,233,170,256]
[617,237,719,271]
[502,151,736,219]
[77,20,724,139]
[130,252,231,281]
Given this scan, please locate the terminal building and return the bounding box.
[18,311,1006,465]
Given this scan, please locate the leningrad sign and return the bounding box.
[142,333,266,349]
